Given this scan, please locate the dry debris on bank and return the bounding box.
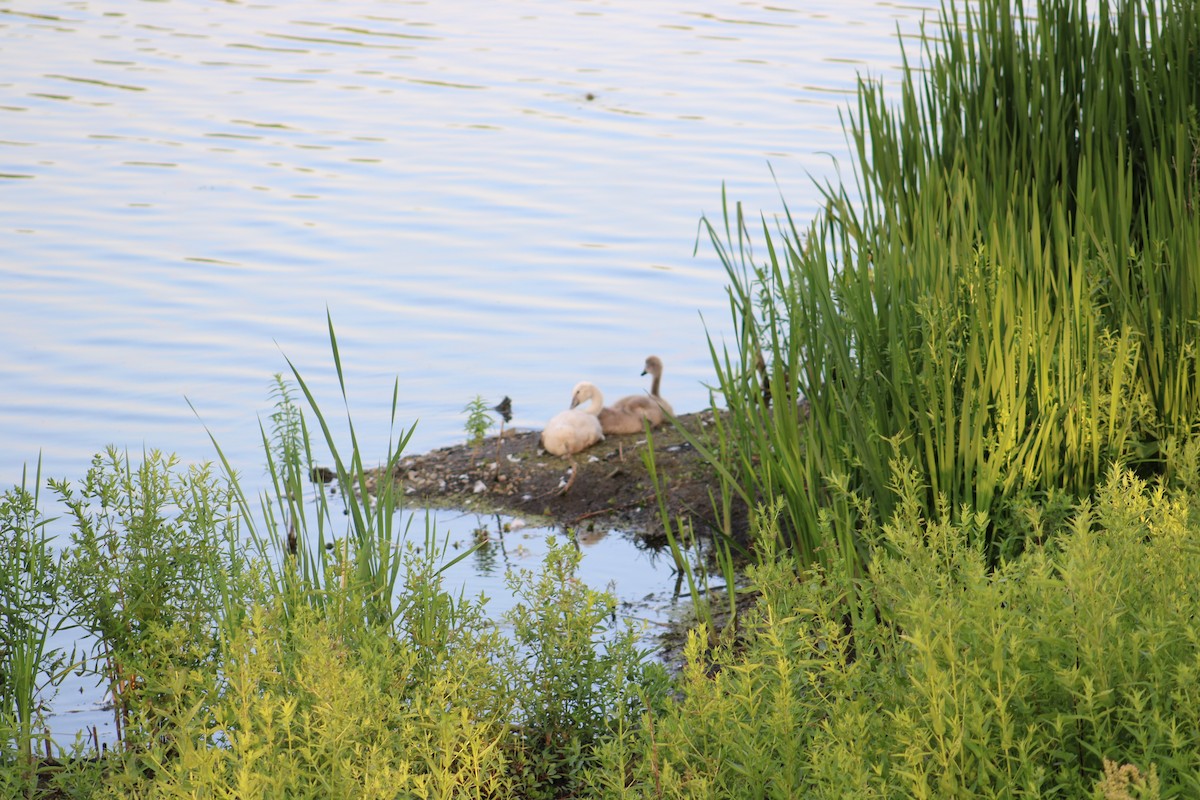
[366,410,745,545]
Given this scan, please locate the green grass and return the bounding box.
[208,313,424,635]
[692,0,1200,573]
[0,459,72,785]
[12,437,1200,797]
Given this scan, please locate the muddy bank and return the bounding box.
[368,410,746,545]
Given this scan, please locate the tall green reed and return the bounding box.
[697,0,1200,569]
[198,312,476,641]
[866,0,1200,464]
[0,460,72,771]
[642,429,739,640]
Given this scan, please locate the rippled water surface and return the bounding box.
[2,0,936,742]
[2,0,937,482]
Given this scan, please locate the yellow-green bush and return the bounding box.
[72,536,667,800]
[125,603,515,800]
[583,468,1200,798]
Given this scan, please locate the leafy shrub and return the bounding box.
[503,538,671,799]
[131,600,514,800]
[51,447,251,748]
[72,535,668,800]
[584,468,1200,797]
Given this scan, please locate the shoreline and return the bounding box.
[359,409,745,546]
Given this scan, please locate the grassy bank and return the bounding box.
[7,452,1200,797]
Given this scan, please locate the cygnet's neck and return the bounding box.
[570,382,605,415]
[644,364,663,397]
[580,387,604,415]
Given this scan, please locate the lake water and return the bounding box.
[2,0,938,746]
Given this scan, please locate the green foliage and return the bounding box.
[10,329,1200,798]
[33,535,666,799]
[463,394,495,448]
[127,589,515,799]
[584,468,1200,798]
[4,323,667,798]
[502,536,671,799]
[0,460,71,778]
[695,0,1200,570]
[51,447,250,749]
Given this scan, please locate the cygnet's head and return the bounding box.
[570,381,601,409]
[642,355,664,377]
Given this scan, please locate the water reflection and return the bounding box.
[421,507,683,622]
[42,502,688,747]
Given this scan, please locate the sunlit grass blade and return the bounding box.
[693,0,1199,570]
